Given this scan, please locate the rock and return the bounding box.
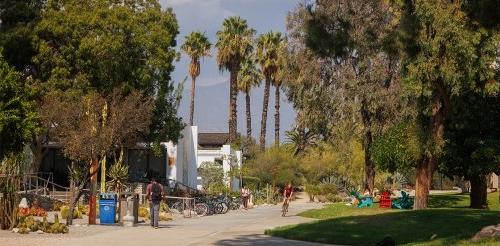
[36,230,44,234]
[472,225,500,241]
[19,198,29,209]
[12,228,19,233]
[482,225,496,233]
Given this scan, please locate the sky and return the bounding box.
[159,0,301,144]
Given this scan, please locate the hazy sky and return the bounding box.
[159,0,301,144]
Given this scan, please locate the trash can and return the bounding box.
[118,192,139,224]
[99,193,117,224]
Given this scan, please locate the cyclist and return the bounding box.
[281,182,294,216]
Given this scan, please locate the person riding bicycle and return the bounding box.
[282,182,294,215]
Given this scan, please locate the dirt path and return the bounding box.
[1,193,329,246]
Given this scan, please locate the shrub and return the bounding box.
[139,206,149,218]
[60,205,82,219]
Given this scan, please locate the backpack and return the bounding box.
[151,183,162,202]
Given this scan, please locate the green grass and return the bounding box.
[266,192,500,246]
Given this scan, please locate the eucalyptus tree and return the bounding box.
[216,16,256,143]
[285,0,404,193]
[181,31,211,126]
[255,31,285,148]
[237,58,262,138]
[397,0,499,209]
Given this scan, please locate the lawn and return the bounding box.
[266,192,500,246]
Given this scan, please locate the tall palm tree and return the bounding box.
[273,38,288,146]
[181,31,211,126]
[255,31,284,149]
[237,58,262,138]
[216,16,255,143]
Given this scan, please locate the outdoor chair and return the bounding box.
[351,191,373,208]
[379,191,392,208]
[391,191,414,209]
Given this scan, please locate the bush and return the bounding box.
[139,206,149,218]
[246,146,302,187]
[325,194,343,203]
[319,183,338,195]
[60,206,82,219]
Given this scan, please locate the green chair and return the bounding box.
[351,191,373,208]
[391,191,413,209]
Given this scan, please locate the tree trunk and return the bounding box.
[189,75,196,126]
[274,85,280,146]
[469,174,488,209]
[30,134,48,173]
[361,102,374,193]
[260,78,271,150]
[414,159,433,209]
[414,79,448,210]
[228,64,239,143]
[363,129,375,193]
[245,92,252,138]
[67,183,85,226]
[88,158,98,225]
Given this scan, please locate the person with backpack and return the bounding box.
[146,177,164,229]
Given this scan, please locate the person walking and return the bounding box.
[241,186,250,209]
[146,177,163,229]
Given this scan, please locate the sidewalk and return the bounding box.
[1,193,329,246]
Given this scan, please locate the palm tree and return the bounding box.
[285,127,317,156]
[181,31,211,126]
[237,58,262,138]
[216,17,255,143]
[273,38,288,146]
[255,31,284,149]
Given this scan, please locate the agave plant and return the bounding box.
[107,161,129,193]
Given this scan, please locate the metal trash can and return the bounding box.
[99,193,117,224]
[118,192,139,224]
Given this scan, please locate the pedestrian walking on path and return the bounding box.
[241,186,251,209]
[146,177,164,229]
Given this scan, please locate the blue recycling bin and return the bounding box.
[99,193,117,224]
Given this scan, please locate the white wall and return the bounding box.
[174,126,243,191]
[176,126,199,188]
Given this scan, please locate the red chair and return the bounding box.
[379,191,392,208]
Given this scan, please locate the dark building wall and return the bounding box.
[40,147,167,187]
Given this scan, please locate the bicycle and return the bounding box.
[281,197,290,217]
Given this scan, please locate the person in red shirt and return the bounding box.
[146,177,164,229]
[282,182,293,216]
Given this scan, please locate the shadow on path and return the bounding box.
[214,233,325,246]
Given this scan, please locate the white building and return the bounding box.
[169,126,242,191]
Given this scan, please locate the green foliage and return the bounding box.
[107,161,129,193]
[237,58,262,93]
[32,0,183,144]
[0,54,38,159]
[198,161,226,194]
[372,121,422,173]
[285,127,317,156]
[441,92,500,178]
[0,0,43,71]
[60,206,81,219]
[181,31,211,68]
[216,16,256,71]
[246,146,302,187]
[255,31,285,82]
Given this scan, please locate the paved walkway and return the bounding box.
[2,193,328,246]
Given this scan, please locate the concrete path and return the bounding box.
[2,193,328,246]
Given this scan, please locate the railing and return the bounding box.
[19,172,72,203]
